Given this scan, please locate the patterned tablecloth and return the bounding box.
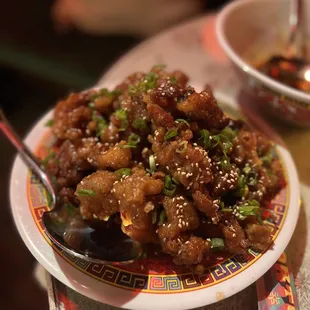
[36,14,310,310]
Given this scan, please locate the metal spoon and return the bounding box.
[0,109,143,264]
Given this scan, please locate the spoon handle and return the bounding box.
[287,0,303,58]
[0,109,56,205]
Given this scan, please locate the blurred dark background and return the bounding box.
[0,0,229,309]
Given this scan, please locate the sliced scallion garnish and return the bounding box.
[169,76,177,84]
[115,168,131,178]
[158,210,167,226]
[164,128,178,141]
[120,133,141,149]
[42,151,56,167]
[199,129,211,149]
[76,189,96,197]
[133,118,148,131]
[92,111,108,137]
[163,175,177,196]
[261,151,273,165]
[234,175,249,197]
[149,155,156,173]
[221,127,237,140]
[238,200,260,216]
[176,141,188,154]
[45,119,54,127]
[128,85,138,96]
[211,238,225,250]
[115,109,128,131]
[152,64,166,69]
[175,119,190,127]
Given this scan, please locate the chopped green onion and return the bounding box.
[42,151,55,167]
[76,189,96,197]
[211,134,221,148]
[257,212,263,224]
[243,166,251,174]
[163,175,177,196]
[261,152,273,165]
[90,88,122,101]
[164,128,178,141]
[46,191,52,208]
[221,127,237,140]
[128,85,138,96]
[98,88,111,97]
[172,177,179,185]
[115,109,128,131]
[211,127,236,156]
[88,102,95,109]
[65,203,77,216]
[97,119,108,137]
[234,175,249,197]
[239,205,260,216]
[92,111,108,136]
[115,168,131,178]
[133,118,148,131]
[120,133,141,148]
[128,133,140,145]
[152,211,157,224]
[111,89,122,96]
[222,208,233,212]
[200,129,211,149]
[152,64,166,69]
[163,188,176,196]
[45,119,54,127]
[211,238,225,250]
[239,200,260,216]
[176,141,188,154]
[220,201,233,212]
[220,157,231,170]
[158,210,167,226]
[149,155,156,173]
[247,171,258,186]
[139,72,158,92]
[169,76,177,84]
[164,175,173,189]
[129,72,158,95]
[175,119,190,127]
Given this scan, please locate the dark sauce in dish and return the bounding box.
[257,55,310,93]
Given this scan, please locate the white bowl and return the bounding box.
[216,0,310,126]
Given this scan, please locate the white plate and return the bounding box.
[10,16,300,310]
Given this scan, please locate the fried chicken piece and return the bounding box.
[222,219,250,254]
[245,224,273,251]
[152,139,213,191]
[95,141,131,170]
[177,90,228,129]
[53,92,93,140]
[114,168,163,231]
[75,171,119,220]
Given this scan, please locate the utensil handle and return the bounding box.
[287,0,303,57]
[0,109,56,204]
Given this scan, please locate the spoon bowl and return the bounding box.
[42,211,143,264]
